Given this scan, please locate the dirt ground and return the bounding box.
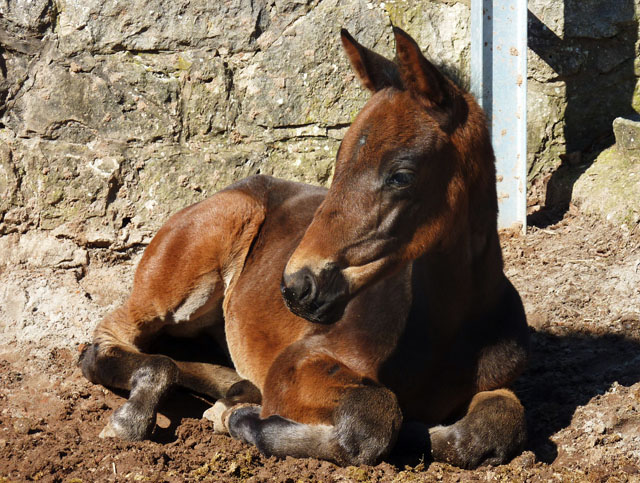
[1,209,639,482]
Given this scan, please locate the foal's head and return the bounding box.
[281,27,495,324]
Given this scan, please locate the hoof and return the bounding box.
[203,400,232,434]
[98,421,119,439]
[99,402,155,441]
[205,402,262,438]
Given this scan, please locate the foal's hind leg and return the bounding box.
[80,336,179,440]
[80,180,268,440]
[79,263,237,440]
[79,301,243,440]
[429,389,526,469]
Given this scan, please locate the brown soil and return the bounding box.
[1,211,639,482]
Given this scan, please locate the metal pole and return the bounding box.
[471,0,528,233]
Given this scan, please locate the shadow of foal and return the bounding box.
[517,328,640,463]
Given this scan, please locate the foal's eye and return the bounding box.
[386,169,415,189]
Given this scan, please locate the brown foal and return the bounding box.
[80,27,529,468]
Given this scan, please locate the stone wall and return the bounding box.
[527,0,639,181]
[1,0,639,244]
[0,0,638,355]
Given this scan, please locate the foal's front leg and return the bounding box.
[429,388,527,468]
[427,279,529,467]
[218,346,403,466]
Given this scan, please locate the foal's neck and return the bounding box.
[411,217,505,329]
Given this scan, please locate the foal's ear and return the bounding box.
[392,26,451,108]
[341,29,402,92]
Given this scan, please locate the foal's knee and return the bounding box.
[334,385,403,466]
[429,389,526,469]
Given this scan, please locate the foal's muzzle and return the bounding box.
[281,265,349,324]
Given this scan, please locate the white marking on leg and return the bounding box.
[172,273,217,323]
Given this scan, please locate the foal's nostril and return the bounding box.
[281,267,318,308]
[299,271,316,303]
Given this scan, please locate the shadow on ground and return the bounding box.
[108,320,640,465]
[516,327,640,463]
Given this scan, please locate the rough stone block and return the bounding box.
[0,232,88,269]
[56,0,269,55]
[0,0,53,34]
[573,146,640,227]
[613,116,640,154]
[6,138,126,230]
[6,56,181,144]
[234,0,389,133]
[181,54,237,140]
[386,0,471,87]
